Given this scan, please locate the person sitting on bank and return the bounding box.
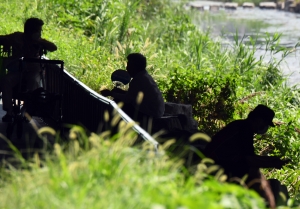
[101,53,165,121]
[203,104,290,208]
[0,17,57,122]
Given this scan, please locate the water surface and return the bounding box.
[190,3,300,86]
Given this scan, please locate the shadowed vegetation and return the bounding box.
[0,0,299,207]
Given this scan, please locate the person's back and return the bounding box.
[127,69,164,118]
[204,119,255,178]
[2,32,46,72]
[1,32,42,57]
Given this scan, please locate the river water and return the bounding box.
[188,3,300,86]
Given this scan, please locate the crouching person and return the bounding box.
[203,104,290,208]
[101,53,165,128]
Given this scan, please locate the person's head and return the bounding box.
[247,104,275,134]
[126,53,147,77]
[24,17,44,40]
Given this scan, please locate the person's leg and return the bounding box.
[268,178,289,206]
[108,102,135,136]
[247,169,276,209]
[24,70,41,91]
[121,102,137,119]
[1,72,21,121]
[121,103,151,127]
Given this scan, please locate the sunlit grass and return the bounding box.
[0,0,299,207]
[0,125,266,209]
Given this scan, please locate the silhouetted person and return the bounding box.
[0,17,57,122]
[101,53,165,122]
[203,104,289,208]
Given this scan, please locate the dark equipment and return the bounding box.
[6,58,64,140]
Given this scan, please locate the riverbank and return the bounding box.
[189,6,300,86]
[0,0,299,207]
[188,0,300,12]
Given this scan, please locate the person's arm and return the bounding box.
[112,91,130,103]
[112,78,140,104]
[101,77,141,105]
[246,155,290,169]
[100,89,130,103]
[37,38,57,52]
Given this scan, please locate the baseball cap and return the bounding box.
[249,104,275,127]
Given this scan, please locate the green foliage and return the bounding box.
[0,0,300,206]
[161,66,236,135]
[0,127,266,209]
[137,0,167,20]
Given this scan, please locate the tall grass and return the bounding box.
[0,126,266,209]
[0,0,300,207]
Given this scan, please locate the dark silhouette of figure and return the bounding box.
[203,104,289,208]
[101,53,165,122]
[0,17,57,122]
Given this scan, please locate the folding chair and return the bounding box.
[6,58,64,140]
[0,44,13,100]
